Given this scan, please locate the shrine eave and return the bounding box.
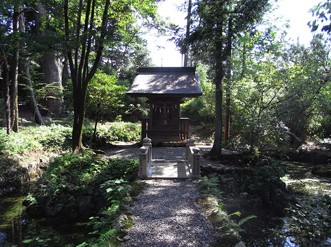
[127,67,202,98]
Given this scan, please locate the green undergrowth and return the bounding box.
[83,122,140,147]
[27,150,139,246]
[0,121,140,163]
[39,151,137,197]
[197,177,256,237]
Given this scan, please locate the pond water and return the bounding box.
[0,193,91,247]
[241,161,331,247]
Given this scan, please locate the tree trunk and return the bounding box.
[92,109,100,141]
[223,17,233,142]
[10,9,20,132]
[41,53,64,118]
[72,85,87,153]
[35,1,64,118]
[23,62,45,125]
[1,56,11,135]
[183,0,192,67]
[210,22,226,156]
[210,73,223,156]
[224,92,230,141]
[65,0,110,153]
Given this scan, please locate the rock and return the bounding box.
[317,240,331,247]
[213,231,241,247]
[77,195,95,217]
[235,241,246,247]
[61,198,78,219]
[0,232,6,245]
[44,204,60,217]
[114,214,129,230]
[207,208,228,226]
[312,165,331,178]
[195,194,219,207]
[123,235,131,241]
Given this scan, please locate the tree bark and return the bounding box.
[65,0,111,153]
[223,18,233,141]
[72,85,87,153]
[210,33,224,155]
[183,0,192,67]
[41,53,64,118]
[23,62,45,125]
[10,8,20,132]
[224,92,230,141]
[34,1,64,118]
[210,67,224,156]
[1,55,11,135]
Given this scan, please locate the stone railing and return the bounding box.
[139,137,152,179]
[186,138,200,179]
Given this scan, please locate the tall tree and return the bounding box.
[60,0,157,153]
[183,0,192,66]
[10,5,22,132]
[0,1,27,133]
[0,51,11,135]
[34,1,64,118]
[184,0,270,155]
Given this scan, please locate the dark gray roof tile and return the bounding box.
[127,67,202,97]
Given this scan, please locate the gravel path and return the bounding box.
[105,145,216,246]
[121,179,214,247]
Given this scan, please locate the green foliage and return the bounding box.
[197,177,256,234]
[0,124,72,156]
[37,124,72,151]
[86,71,127,123]
[181,65,215,124]
[81,122,140,147]
[0,127,43,155]
[0,121,139,162]
[309,0,331,35]
[225,212,257,233]
[197,177,223,200]
[42,151,138,199]
[34,151,139,246]
[101,179,131,203]
[89,204,120,237]
[107,122,141,143]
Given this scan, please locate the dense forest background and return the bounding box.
[0,0,330,152]
[1,1,331,246]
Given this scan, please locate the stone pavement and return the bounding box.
[146,160,191,179]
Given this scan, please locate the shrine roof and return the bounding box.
[127,67,202,98]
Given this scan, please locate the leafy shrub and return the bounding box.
[181,80,215,124]
[38,124,72,151]
[107,122,140,142]
[41,151,138,200]
[35,151,138,246]
[81,122,140,147]
[197,176,223,200]
[0,124,72,156]
[0,127,43,155]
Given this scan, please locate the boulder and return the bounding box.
[77,195,95,218]
[312,165,331,178]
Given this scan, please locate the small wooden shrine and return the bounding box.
[127,67,202,144]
